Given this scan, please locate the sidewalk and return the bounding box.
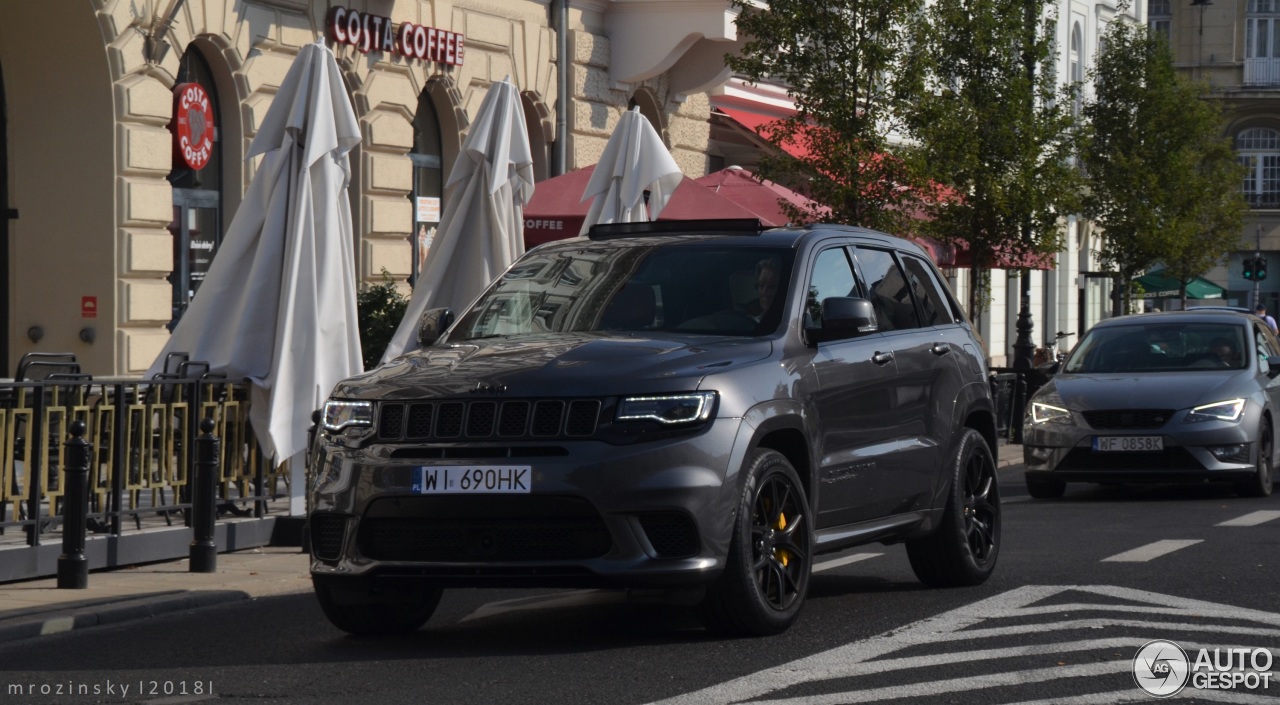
[0,546,312,644]
[0,440,1027,645]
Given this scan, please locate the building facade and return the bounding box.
[1156,0,1280,312]
[0,0,742,376]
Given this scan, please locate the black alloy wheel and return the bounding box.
[962,445,998,564]
[750,469,808,612]
[700,448,811,636]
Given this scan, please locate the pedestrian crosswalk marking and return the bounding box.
[1101,539,1202,562]
[643,585,1280,705]
[1216,510,1280,527]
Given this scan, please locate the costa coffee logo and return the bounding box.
[172,83,215,171]
[325,6,464,65]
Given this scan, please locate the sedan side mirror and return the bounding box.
[417,307,455,348]
[808,297,878,343]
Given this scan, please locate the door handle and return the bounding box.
[931,343,951,356]
[872,351,894,365]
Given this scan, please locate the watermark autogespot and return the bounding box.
[1133,639,1273,697]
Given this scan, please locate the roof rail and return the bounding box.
[586,218,764,240]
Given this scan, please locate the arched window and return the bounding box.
[628,92,667,145]
[410,90,444,288]
[1070,23,1083,117]
[1148,0,1171,42]
[167,47,224,330]
[1238,127,1280,207]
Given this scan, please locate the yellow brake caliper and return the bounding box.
[774,511,790,567]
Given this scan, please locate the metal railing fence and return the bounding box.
[0,375,287,553]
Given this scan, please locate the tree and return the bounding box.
[1079,14,1245,314]
[356,270,408,371]
[726,0,929,235]
[900,0,1081,324]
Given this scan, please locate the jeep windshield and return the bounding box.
[448,243,797,340]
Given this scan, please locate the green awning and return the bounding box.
[1134,272,1226,300]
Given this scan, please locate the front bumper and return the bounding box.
[1022,417,1258,484]
[308,421,744,588]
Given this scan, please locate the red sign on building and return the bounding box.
[81,296,97,319]
[171,83,215,171]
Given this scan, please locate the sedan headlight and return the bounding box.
[1185,398,1246,423]
[1029,401,1073,425]
[616,392,717,425]
[322,400,373,433]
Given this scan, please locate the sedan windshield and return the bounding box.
[449,243,797,341]
[1063,321,1249,373]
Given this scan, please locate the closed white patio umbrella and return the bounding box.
[382,77,535,364]
[579,105,683,234]
[146,40,363,483]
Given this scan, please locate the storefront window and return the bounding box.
[166,48,223,330]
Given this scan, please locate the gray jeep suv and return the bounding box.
[308,220,1000,636]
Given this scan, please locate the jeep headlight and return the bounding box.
[1185,398,1246,423]
[616,392,717,425]
[322,400,374,445]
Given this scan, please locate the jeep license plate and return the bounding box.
[412,466,532,494]
[1092,436,1163,452]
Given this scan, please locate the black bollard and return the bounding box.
[189,417,219,573]
[57,420,91,589]
[1011,372,1028,445]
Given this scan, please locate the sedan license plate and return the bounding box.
[412,466,531,494]
[1092,436,1164,452]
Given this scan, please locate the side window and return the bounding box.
[1257,322,1280,373]
[853,247,922,331]
[805,247,857,328]
[901,255,955,326]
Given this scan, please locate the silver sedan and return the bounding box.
[1022,311,1280,498]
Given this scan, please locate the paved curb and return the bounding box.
[0,590,260,643]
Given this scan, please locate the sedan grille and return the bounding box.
[376,399,602,442]
[1081,409,1174,430]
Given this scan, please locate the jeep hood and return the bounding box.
[331,333,773,400]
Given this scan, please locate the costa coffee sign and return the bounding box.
[326,6,465,66]
[171,82,215,171]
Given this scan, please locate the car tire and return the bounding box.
[1237,422,1274,498]
[313,577,442,635]
[1025,475,1067,499]
[907,429,1000,588]
[700,448,811,636]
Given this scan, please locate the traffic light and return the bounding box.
[1245,257,1258,280]
[1257,256,1269,282]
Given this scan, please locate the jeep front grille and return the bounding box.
[376,399,602,442]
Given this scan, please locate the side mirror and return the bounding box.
[417,308,455,348]
[808,297,878,343]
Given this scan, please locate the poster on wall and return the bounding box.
[416,196,440,223]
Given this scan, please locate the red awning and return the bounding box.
[693,167,827,226]
[523,165,764,248]
[714,106,812,160]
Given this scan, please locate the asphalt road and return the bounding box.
[1,460,1278,704]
